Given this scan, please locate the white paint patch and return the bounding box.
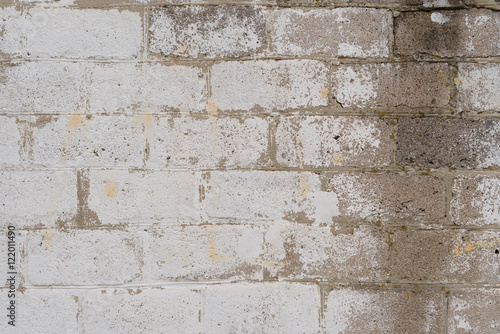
[431,12,451,24]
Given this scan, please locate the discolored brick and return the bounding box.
[392,229,500,283]
[451,176,500,226]
[457,63,500,113]
[395,9,500,58]
[396,118,500,168]
[324,287,445,334]
[448,289,500,334]
[149,6,266,58]
[270,8,390,58]
[332,63,451,109]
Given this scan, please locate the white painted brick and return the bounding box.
[149,6,266,58]
[0,62,207,113]
[87,63,207,113]
[148,116,269,168]
[0,288,79,334]
[31,115,148,168]
[0,7,142,59]
[457,63,500,112]
[0,62,86,113]
[276,116,391,168]
[88,170,201,224]
[263,223,388,280]
[324,287,445,333]
[271,8,390,57]
[203,171,339,223]
[451,176,500,226]
[210,60,329,111]
[80,287,202,334]
[0,116,23,167]
[204,283,320,333]
[143,224,264,282]
[23,229,142,285]
[0,171,77,228]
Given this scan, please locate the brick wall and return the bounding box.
[0,0,499,333]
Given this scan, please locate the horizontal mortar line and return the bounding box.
[15,281,500,290]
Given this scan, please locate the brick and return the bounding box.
[0,7,142,59]
[204,283,320,333]
[324,173,446,222]
[264,223,388,281]
[203,171,445,223]
[149,6,265,58]
[395,9,500,58]
[88,170,201,224]
[0,62,207,113]
[396,118,500,169]
[30,115,148,168]
[202,171,340,223]
[270,8,390,58]
[0,288,78,334]
[0,116,23,167]
[457,63,500,113]
[22,229,142,285]
[0,62,85,113]
[332,63,451,109]
[276,116,391,168]
[210,60,329,112]
[148,116,269,169]
[392,229,500,283]
[448,289,500,334]
[324,287,445,334]
[80,287,202,334]
[451,176,500,226]
[143,225,265,282]
[87,63,207,113]
[0,171,77,228]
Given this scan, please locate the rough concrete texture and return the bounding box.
[396,118,500,168]
[149,6,266,58]
[332,63,451,109]
[392,229,500,283]
[451,176,500,226]
[448,289,500,334]
[276,116,391,168]
[270,8,390,57]
[457,63,500,113]
[395,9,500,57]
[324,287,445,333]
[1,1,499,333]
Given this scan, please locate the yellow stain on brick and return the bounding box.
[454,78,462,85]
[207,96,218,117]
[42,229,53,249]
[453,237,500,255]
[177,44,188,53]
[332,155,342,165]
[104,182,116,198]
[67,114,85,130]
[320,87,329,101]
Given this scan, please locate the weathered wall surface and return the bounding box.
[0,0,499,333]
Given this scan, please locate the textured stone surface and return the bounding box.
[210,60,329,111]
[448,289,500,334]
[392,229,500,283]
[395,9,500,57]
[0,7,142,59]
[204,283,321,333]
[148,116,269,168]
[79,288,202,334]
[457,63,500,113]
[149,6,266,58]
[332,63,451,109]
[0,116,23,167]
[451,176,500,226]
[324,287,445,334]
[396,118,500,168]
[270,8,390,57]
[22,229,142,285]
[276,116,391,168]
[263,223,388,281]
